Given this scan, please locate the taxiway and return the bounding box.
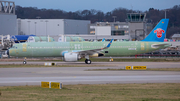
[0,62,180,86]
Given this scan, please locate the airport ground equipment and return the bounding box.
[0,35,14,50]
[109,57,113,62]
[44,63,56,66]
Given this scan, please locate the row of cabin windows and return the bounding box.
[27,45,136,49]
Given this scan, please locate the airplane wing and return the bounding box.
[75,39,113,55]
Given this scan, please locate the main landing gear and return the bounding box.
[85,59,91,64]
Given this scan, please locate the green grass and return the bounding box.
[86,68,180,71]
[0,83,180,101]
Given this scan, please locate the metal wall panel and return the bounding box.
[0,14,17,35]
[64,19,90,35]
[18,19,64,36]
[95,26,111,36]
[18,19,90,36]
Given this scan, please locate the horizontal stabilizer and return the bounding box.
[151,43,171,48]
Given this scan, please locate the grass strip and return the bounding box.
[0,83,180,101]
[86,68,180,71]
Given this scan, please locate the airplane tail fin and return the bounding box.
[141,19,169,42]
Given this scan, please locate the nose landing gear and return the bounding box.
[23,57,27,64]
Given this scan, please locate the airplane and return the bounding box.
[7,19,171,64]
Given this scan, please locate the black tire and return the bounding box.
[85,59,88,64]
[23,61,27,64]
[87,60,91,64]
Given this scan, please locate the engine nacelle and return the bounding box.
[64,53,80,62]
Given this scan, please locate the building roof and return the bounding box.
[172,34,180,38]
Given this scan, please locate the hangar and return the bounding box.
[17,19,90,36]
[0,1,17,35]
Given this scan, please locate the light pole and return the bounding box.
[45,20,48,42]
[112,16,117,22]
[27,21,31,35]
[165,10,167,19]
[34,22,37,35]
[76,24,79,35]
[164,9,169,39]
[164,9,169,19]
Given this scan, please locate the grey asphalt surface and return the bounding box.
[0,61,180,68]
[0,62,180,86]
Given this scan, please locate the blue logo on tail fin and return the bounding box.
[141,19,169,42]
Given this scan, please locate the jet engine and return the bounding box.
[64,53,80,62]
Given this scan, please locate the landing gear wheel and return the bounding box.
[85,59,91,64]
[23,61,27,64]
[23,57,27,64]
[87,60,91,64]
[85,59,88,64]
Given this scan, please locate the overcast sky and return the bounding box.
[9,0,180,12]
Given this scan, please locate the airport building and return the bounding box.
[17,13,152,41]
[89,22,129,41]
[87,13,153,41]
[0,1,17,35]
[17,19,90,36]
[172,34,180,40]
